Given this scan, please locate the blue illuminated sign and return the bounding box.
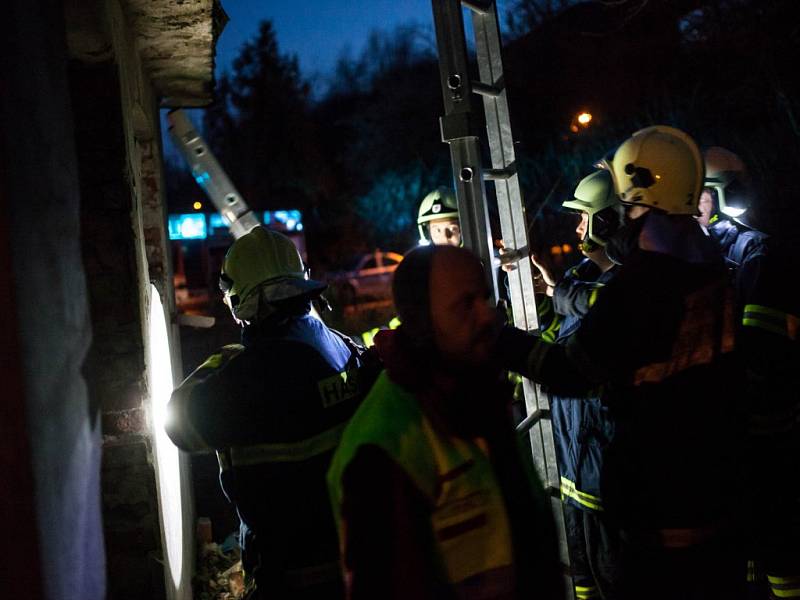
[168,214,207,240]
[194,171,211,186]
[265,209,303,232]
[168,209,303,240]
[208,213,230,236]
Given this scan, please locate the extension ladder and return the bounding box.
[430,1,573,596]
[167,109,260,239]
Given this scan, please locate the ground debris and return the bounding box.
[195,542,246,599]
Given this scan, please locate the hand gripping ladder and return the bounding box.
[430,1,573,595]
[167,109,261,239]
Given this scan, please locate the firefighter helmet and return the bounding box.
[219,226,325,322]
[562,169,623,251]
[703,146,751,218]
[417,187,460,241]
[609,125,704,215]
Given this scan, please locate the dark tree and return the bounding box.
[204,21,323,214]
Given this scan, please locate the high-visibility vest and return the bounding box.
[328,371,516,597]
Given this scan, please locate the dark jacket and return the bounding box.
[500,214,746,531]
[709,219,800,426]
[166,313,378,598]
[548,259,617,513]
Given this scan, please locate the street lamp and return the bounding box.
[570,111,594,133]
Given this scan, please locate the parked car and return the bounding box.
[328,250,404,305]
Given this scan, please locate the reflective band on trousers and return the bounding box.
[743,304,799,340]
[223,422,348,468]
[560,477,603,512]
[768,574,800,598]
[575,584,599,599]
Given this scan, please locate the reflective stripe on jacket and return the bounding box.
[549,260,617,513]
[328,371,516,596]
[166,319,379,595]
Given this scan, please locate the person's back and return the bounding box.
[498,126,747,599]
[167,227,378,599]
[576,238,742,528]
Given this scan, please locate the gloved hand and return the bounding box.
[494,325,541,375]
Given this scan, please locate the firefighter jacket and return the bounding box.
[548,259,617,514]
[499,215,746,532]
[327,330,563,599]
[708,219,799,433]
[166,313,379,597]
[553,258,607,319]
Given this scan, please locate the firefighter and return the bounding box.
[537,169,623,600]
[703,147,800,598]
[165,226,378,599]
[417,186,462,247]
[328,245,563,599]
[498,126,748,599]
[360,187,461,348]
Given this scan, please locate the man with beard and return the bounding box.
[327,244,563,600]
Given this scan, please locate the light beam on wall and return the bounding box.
[148,284,185,594]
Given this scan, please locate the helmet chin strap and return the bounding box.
[579,237,599,254]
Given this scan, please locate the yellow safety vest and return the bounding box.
[328,371,516,597]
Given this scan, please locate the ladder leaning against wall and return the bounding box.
[429,1,573,596]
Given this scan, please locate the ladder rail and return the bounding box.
[432,0,499,299]
[470,2,562,498]
[167,109,260,239]
[431,0,573,594]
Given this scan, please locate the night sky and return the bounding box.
[215,0,511,82]
[163,0,511,158]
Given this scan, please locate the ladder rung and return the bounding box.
[484,164,516,181]
[516,407,550,434]
[461,0,492,15]
[471,80,503,98]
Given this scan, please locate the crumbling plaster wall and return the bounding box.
[67,0,205,597]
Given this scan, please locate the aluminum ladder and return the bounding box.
[167,109,261,239]
[430,1,573,596]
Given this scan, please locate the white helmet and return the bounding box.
[609,125,704,215]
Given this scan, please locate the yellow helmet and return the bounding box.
[562,169,623,249]
[219,226,325,321]
[609,125,704,215]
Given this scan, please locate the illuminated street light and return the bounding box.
[193,201,203,210]
[569,111,594,135]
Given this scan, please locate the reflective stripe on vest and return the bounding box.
[362,316,402,348]
[743,304,799,341]
[560,476,603,512]
[328,372,515,595]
